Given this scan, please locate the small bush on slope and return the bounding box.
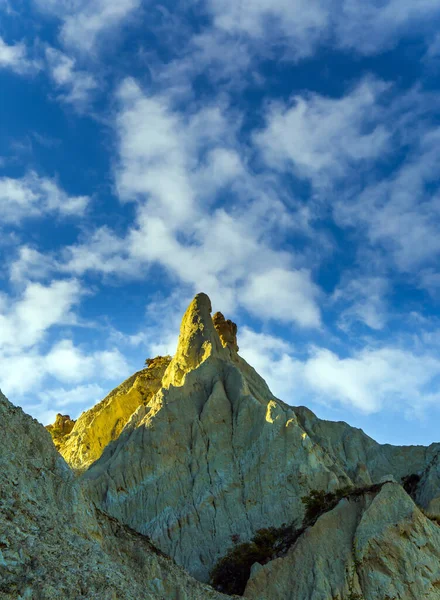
[210,525,301,595]
[210,483,386,596]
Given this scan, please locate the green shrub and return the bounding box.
[301,486,353,525]
[210,525,300,595]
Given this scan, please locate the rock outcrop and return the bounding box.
[75,293,440,584]
[0,389,231,600]
[213,311,239,352]
[244,482,440,599]
[45,413,75,450]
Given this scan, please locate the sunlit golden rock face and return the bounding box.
[56,355,171,471]
[161,292,226,389]
[212,311,239,352]
[46,413,76,450]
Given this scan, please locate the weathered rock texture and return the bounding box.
[53,355,171,470]
[76,293,440,584]
[45,413,75,450]
[213,311,239,352]
[244,483,440,600]
[0,389,231,600]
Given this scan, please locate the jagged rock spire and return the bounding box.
[162,293,225,388]
[212,311,239,352]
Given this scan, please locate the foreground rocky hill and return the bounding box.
[0,389,230,599]
[8,292,440,598]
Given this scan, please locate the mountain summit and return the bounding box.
[9,293,440,598]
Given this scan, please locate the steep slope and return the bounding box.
[244,482,440,600]
[52,355,171,470]
[78,293,440,582]
[0,389,231,600]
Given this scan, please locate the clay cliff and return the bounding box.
[7,292,440,599]
[0,388,230,599]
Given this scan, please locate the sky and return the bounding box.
[1,0,440,446]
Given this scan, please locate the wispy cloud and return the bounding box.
[34,0,142,53]
[255,77,391,187]
[46,47,98,107]
[0,171,89,223]
[0,36,40,74]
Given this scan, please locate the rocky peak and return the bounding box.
[161,292,225,388]
[212,311,239,352]
[46,413,76,449]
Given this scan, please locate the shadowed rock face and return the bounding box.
[77,293,440,584]
[244,483,440,600]
[0,390,231,600]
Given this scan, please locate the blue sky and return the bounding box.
[1,0,440,446]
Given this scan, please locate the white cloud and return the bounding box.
[35,382,105,424]
[0,171,89,224]
[205,0,440,59]
[303,346,440,415]
[333,276,389,331]
[0,280,82,351]
[44,340,129,383]
[239,328,440,416]
[335,0,440,55]
[112,79,324,325]
[46,47,98,106]
[38,383,105,408]
[34,0,141,53]
[238,327,301,400]
[61,227,139,277]
[0,341,129,419]
[255,78,390,186]
[334,126,440,271]
[206,0,330,59]
[241,267,322,328]
[0,36,39,74]
[9,246,56,283]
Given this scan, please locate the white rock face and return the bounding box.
[244,483,440,600]
[0,389,231,600]
[81,293,440,583]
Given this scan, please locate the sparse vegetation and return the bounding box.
[210,524,301,595]
[144,355,172,368]
[211,483,385,596]
[401,473,421,500]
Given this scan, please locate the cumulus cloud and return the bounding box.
[106,78,323,326]
[0,342,129,415]
[0,171,89,224]
[0,280,82,351]
[255,77,390,186]
[302,346,440,415]
[239,328,440,417]
[241,268,321,328]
